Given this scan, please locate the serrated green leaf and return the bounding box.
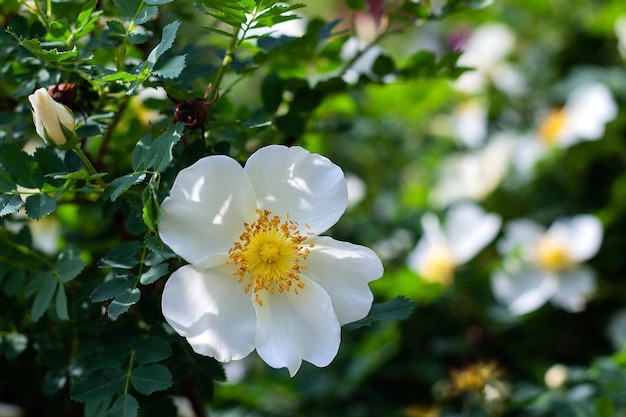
[153,54,186,79]
[4,269,26,297]
[105,19,126,35]
[24,272,51,298]
[139,263,168,285]
[90,276,134,303]
[145,123,184,172]
[113,0,137,18]
[97,71,140,84]
[144,235,176,261]
[130,364,172,395]
[25,193,57,220]
[147,20,181,68]
[133,5,158,25]
[55,283,69,320]
[0,194,22,217]
[85,399,111,417]
[107,394,138,417]
[103,172,147,202]
[0,144,44,189]
[31,274,57,322]
[33,147,67,187]
[134,336,172,364]
[131,135,152,171]
[343,296,415,331]
[71,368,126,403]
[108,288,141,319]
[75,0,101,36]
[19,39,79,62]
[56,249,85,283]
[2,333,28,360]
[0,170,16,192]
[99,241,142,269]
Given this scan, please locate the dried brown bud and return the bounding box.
[173,98,208,130]
[47,83,77,107]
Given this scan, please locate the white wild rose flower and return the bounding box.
[491,215,603,315]
[407,202,501,284]
[158,145,383,376]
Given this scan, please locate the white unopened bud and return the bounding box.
[28,87,77,149]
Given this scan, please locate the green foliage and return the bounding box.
[2,0,626,416]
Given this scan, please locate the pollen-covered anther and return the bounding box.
[228,209,313,304]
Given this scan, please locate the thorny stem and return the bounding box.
[72,146,107,188]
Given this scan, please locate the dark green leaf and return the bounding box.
[153,54,187,79]
[3,269,26,297]
[85,399,111,417]
[133,5,158,25]
[345,0,366,10]
[113,0,137,18]
[372,54,396,77]
[24,271,51,298]
[106,19,126,35]
[139,263,168,285]
[261,72,283,113]
[142,184,163,233]
[131,135,152,171]
[134,336,172,364]
[102,172,147,202]
[34,147,67,187]
[147,20,181,68]
[0,170,16,192]
[106,394,138,417]
[0,144,44,189]
[56,249,85,283]
[25,193,57,220]
[90,276,135,303]
[343,296,415,331]
[146,123,184,172]
[31,275,57,322]
[108,288,141,319]
[0,194,23,217]
[42,368,68,396]
[99,241,142,269]
[144,235,176,261]
[145,0,173,4]
[2,333,28,359]
[130,364,172,395]
[55,283,69,320]
[71,368,126,402]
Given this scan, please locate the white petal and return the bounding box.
[547,215,603,262]
[159,155,257,264]
[244,145,348,235]
[491,263,557,315]
[254,278,340,376]
[303,236,382,325]
[444,202,501,264]
[550,266,596,312]
[497,219,544,260]
[563,83,617,143]
[161,262,257,362]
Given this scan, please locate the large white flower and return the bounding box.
[158,145,383,376]
[491,215,603,315]
[407,202,501,284]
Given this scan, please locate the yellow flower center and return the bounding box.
[228,209,313,306]
[539,108,568,145]
[535,235,573,270]
[421,245,454,285]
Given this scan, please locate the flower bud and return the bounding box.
[28,87,77,149]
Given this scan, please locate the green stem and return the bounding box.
[5,240,55,269]
[72,146,107,188]
[207,25,241,101]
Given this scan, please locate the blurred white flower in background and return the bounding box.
[407,202,501,284]
[606,309,626,351]
[430,133,515,208]
[455,23,524,95]
[491,215,603,315]
[536,82,617,148]
[452,98,489,148]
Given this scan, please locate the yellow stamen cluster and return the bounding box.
[449,360,502,395]
[228,209,313,306]
[421,245,455,285]
[539,107,568,145]
[535,235,574,271]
